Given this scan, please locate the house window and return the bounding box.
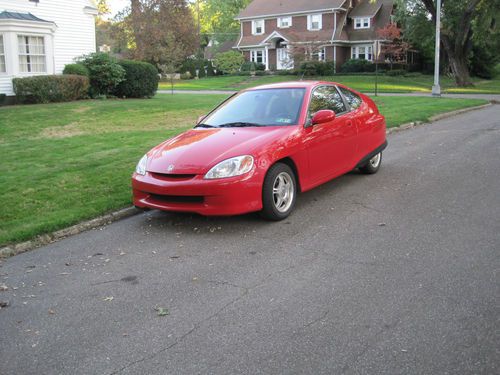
[18,35,46,73]
[278,16,292,28]
[0,35,5,73]
[252,20,265,35]
[352,45,373,61]
[250,50,266,65]
[354,17,370,29]
[308,14,322,31]
[312,47,326,61]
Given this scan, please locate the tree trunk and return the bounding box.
[441,36,473,86]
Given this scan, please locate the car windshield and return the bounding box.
[200,88,306,128]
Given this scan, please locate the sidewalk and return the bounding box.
[157,89,500,101]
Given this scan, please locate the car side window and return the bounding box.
[308,86,347,119]
[338,87,362,110]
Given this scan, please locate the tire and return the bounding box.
[260,163,297,221]
[359,152,382,174]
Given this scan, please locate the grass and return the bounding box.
[159,74,500,94]
[0,94,487,246]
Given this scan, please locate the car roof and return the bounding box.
[247,80,343,91]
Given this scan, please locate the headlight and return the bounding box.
[204,155,254,179]
[135,154,148,175]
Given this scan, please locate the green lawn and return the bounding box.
[159,74,500,94]
[0,94,487,246]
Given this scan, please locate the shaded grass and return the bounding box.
[0,94,487,245]
[159,74,500,94]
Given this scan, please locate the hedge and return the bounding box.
[13,75,89,104]
[63,63,89,77]
[113,59,159,98]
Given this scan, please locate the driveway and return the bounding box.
[1,106,499,375]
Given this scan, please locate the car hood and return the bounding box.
[146,127,297,174]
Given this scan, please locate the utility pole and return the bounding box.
[432,0,441,96]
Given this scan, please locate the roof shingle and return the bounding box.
[0,11,52,23]
[238,0,346,19]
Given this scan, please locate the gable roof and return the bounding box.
[345,0,394,41]
[0,11,52,23]
[237,0,346,19]
[349,0,383,18]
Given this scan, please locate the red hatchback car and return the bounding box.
[132,81,387,220]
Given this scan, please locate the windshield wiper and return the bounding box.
[218,122,265,128]
[195,123,217,128]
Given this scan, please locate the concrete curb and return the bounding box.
[0,207,140,259]
[0,102,493,259]
[386,102,492,135]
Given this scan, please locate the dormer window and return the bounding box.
[278,16,292,28]
[307,14,322,31]
[354,17,370,29]
[252,19,265,35]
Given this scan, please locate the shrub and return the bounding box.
[207,61,216,76]
[0,93,6,106]
[341,59,375,73]
[298,61,335,76]
[77,52,125,97]
[13,75,89,104]
[113,59,159,98]
[63,63,89,77]
[385,69,407,76]
[180,72,192,80]
[213,51,245,74]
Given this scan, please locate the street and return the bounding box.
[1,105,499,374]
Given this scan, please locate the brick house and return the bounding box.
[234,0,394,72]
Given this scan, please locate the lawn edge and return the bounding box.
[0,101,492,259]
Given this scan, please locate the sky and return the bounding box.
[106,0,129,18]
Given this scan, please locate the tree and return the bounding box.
[376,23,410,69]
[393,0,500,85]
[129,0,198,71]
[193,0,252,43]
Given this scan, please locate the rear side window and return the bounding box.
[338,87,362,110]
[309,86,347,116]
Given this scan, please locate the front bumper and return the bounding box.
[132,171,263,216]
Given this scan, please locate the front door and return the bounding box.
[304,85,357,184]
[277,47,293,70]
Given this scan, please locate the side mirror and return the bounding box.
[311,110,335,125]
[197,115,206,124]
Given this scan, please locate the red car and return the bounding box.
[132,81,387,220]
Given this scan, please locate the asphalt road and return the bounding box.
[1,106,499,375]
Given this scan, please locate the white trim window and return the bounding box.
[354,17,370,29]
[0,35,5,73]
[18,35,46,73]
[250,49,266,65]
[312,47,326,61]
[252,19,265,35]
[278,16,292,28]
[307,14,323,31]
[352,45,373,61]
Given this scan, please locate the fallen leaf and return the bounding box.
[0,300,9,308]
[155,307,169,316]
[378,223,386,227]
[103,296,114,302]
[0,284,8,292]
[48,309,55,315]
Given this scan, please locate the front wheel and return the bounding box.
[260,163,297,221]
[359,152,382,174]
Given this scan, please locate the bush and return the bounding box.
[113,59,159,98]
[0,93,6,106]
[385,69,407,76]
[63,63,89,77]
[13,75,89,104]
[207,61,216,76]
[180,72,192,80]
[213,51,245,74]
[298,61,335,76]
[341,59,375,73]
[77,52,125,97]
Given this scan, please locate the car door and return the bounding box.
[303,85,358,184]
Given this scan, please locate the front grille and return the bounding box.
[149,194,204,204]
[151,173,196,181]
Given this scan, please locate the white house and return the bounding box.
[0,0,97,96]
